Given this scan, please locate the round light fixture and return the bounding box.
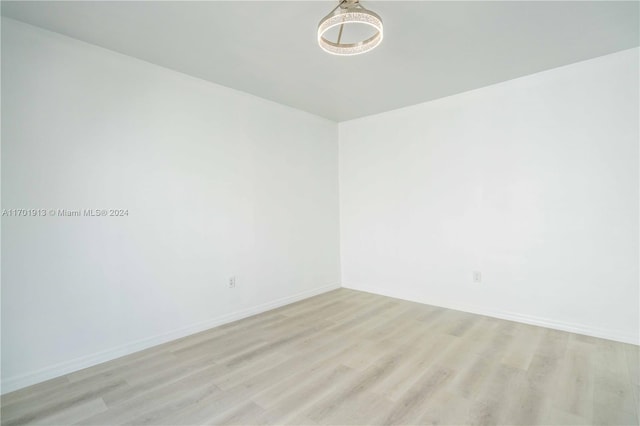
[317,0,383,56]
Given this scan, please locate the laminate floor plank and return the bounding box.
[2,379,127,426]
[500,325,544,371]
[380,366,455,425]
[1,289,636,426]
[257,366,365,425]
[84,365,225,425]
[66,350,177,384]
[550,339,595,419]
[0,376,70,407]
[252,363,355,411]
[28,398,107,426]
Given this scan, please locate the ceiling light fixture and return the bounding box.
[317,0,383,56]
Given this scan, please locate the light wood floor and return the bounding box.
[1,289,638,426]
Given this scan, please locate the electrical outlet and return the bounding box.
[229,276,236,288]
[473,271,482,283]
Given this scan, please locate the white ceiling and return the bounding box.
[2,1,638,122]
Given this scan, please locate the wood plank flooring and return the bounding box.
[1,289,638,425]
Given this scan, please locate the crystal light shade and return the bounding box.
[317,2,383,56]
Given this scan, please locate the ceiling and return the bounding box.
[2,1,638,122]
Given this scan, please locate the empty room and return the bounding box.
[1,1,638,425]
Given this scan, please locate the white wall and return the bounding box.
[1,18,340,392]
[340,48,639,344]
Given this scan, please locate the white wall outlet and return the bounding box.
[229,276,236,288]
[473,271,482,283]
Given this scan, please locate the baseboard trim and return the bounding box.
[1,283,341,394]
[343,285,639,346]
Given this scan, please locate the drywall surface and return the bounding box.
[1,18,340,392]
[340,48,639,344]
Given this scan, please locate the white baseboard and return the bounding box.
[343,285,639,346]
[1,283,341,394]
